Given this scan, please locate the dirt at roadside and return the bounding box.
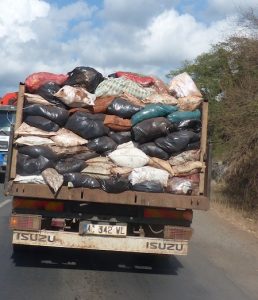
[210,180,258,239]
[211,201,258,239]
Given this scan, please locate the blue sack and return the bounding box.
[167,109,201,123]
[131,104,178,125]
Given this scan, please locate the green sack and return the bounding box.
[167,109,201,123]
[131,104,178,125]
[95,77,153,100]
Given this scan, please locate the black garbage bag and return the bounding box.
[130,181,164,193]
[24,115,59,132]
[100,177,129,193]
[185,141,200,150]
[131,117,172,143]
[63,173,100,189]
[64,66,104,93]
[35,82,68,109]
[73,151,99,161]
[24,104,69,126]
[65,112,109,139]
[16,153,53,175]
[107,98,142,118]
[190,132,201,142]
[54,158,87,174]
[108,131,132,144]
[176,119,202,133]
[87,136,117,154]
[139,142,169,160]
[155,130,199,154]
[18,145,57,160]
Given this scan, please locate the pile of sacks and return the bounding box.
[14,67,205,195]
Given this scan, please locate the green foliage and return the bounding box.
[168,46,235,156]
[168,17,258,208]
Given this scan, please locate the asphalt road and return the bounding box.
[1,185,258,300]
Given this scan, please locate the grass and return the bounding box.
[210,181,258,237]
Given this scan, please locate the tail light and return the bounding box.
[164,225,193,240]
[10,214,42,231]
[51,218,65,228]
[144,208,193,222]
[13,198,64,212]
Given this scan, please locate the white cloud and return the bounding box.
[0,0,49,41]
[139,10,237,65]
[0,0,255,95]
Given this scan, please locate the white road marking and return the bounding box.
[0,198,12,208]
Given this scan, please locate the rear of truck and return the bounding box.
[6,83,210,256]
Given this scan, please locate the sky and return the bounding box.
[0,0,257,95]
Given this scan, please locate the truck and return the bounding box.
[0,105,16,175]
[5,83,211,256]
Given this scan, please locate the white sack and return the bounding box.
[15,136,55,146]
[14,175,46,184]
[49,145,89,156]
[54,85,96,107]
[172,161,204,176]
[129,166,169,187]
[168,72,202,98]
[25,93,54,106]
[42,168,64,193]
[51,128,88,147]
[111,166,133,176]
[82,164,113,178]
[148,157,173,174]
[117,141,135,149]
[177,96,203,111]
[86,157,112,165]
[169,150,200,166]
[15,122,57,137]
[108,147,149,168]
[142,93,178,105]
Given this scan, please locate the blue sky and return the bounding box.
[0,0,257,95]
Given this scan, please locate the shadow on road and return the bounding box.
[12,246,183,275]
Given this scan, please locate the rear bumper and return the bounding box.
[12,230,188,255]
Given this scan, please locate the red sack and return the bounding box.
[25,72,68,92]
[116,71,154,87]
[0,92,18,105]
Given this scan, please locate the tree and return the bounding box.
[168,11,258,208]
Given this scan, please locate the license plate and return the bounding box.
[80,222,127,237]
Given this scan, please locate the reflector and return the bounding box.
[10,214,42,231]
[164,225,193,240]
[13,198,64,212]
[144,208,193,221]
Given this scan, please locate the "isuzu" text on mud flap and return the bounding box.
[14,232,55,243]
[146,241,185,252]
[12,230,188,255]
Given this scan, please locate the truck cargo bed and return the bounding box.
[5,84,210,211]
[8,182,209,210]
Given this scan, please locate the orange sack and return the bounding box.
[92,96,115,113]
[104,115,132,132]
